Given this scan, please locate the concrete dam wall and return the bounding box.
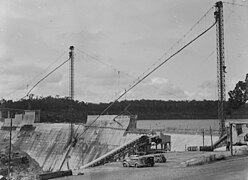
[0,115,218,172]
[0,115,140,171]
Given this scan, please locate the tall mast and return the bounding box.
[215,1,226,137]
[69,46,74,142]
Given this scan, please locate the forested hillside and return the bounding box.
[0,96,247,123]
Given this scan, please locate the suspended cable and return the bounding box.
[76,20,217,139]
[20,58,71,100]
[201,50,216,63]
[134,6,215,84]
[75,48,134,79]
[76,48,117,71]
[4,51,67,99]
[61,8,218,168]
[76,47,137,100]
[223,1,248,8]
[27,51,67,87]
[223,2,247,92]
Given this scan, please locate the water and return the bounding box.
[137,119,248,131]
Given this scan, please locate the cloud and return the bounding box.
[0,56,13,65]
[122,77,189,100]
[1,0,245,103]
[151,77,169,85]
[0,58,65,99]
[180,80,218,100]
[158,83,189,100]
[198,80,217,89]
[60,30,107,44]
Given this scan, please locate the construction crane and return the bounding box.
[69,46,75,145]
[59,46,77,171]
[59,1,229,171]
[215,1,226,137]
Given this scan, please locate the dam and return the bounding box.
[0,111,218,172]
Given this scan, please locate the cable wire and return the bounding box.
[61,7,217,167]
[223,1,248,8]
[4,52,67,99]
[27,51,67,88]
[76,48,134,79]
[76,20,217,140]
[20,58,71,100]
[134,6,215,85]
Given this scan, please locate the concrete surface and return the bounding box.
[0,117,141,172]
[183,145,248,166]
[56,155,248,180]
[0,116,220,173]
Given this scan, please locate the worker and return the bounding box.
[226,141,230,151]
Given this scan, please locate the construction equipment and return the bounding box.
[80,135,150,169]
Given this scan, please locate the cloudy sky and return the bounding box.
[1,0,248,103]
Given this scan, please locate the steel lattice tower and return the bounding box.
[215,1,226,137]
[69,46,74,142]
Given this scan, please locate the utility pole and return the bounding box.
[202,130,205,147]
[210,126,213,149]
[8,117,12,179]
[215,1,226,137]
[69,46,74,143]
[230,123,233,156]
[58,46,75,171]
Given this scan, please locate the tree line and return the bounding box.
[1,74,247,123]
[1,96,247,123]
